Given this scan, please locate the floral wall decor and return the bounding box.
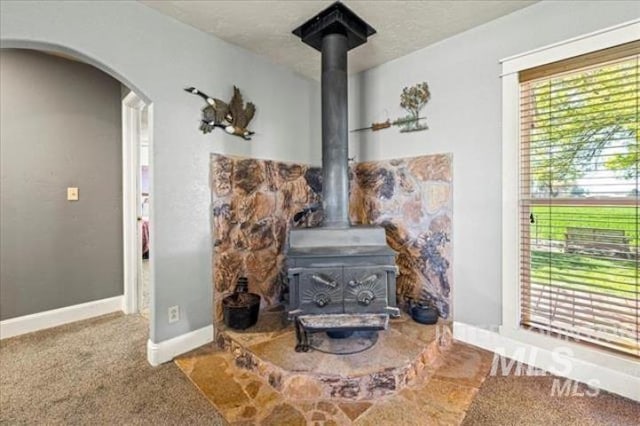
[398,81,430,132]
[350,81,431,134]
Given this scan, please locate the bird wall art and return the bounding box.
[185,86,256,140]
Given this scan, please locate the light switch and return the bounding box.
[67,187,79,201]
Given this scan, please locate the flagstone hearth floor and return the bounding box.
[175,308,495,425]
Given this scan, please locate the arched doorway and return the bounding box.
[0,41,153,341]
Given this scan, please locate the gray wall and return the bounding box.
[0,0,321,342]
[348,1,640,326]
[4,0,634,341]
[0,49,123,320]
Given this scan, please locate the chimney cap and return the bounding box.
[292,1,376,51]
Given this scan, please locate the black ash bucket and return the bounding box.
[222,277,260,330]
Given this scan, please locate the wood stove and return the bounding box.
[287,2,400,351]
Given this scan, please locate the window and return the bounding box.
[519,42,639,357]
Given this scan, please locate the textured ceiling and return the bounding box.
[141,0,537,80]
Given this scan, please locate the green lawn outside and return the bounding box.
[530,250,637,299]
[527,205,638,299]
[530,205,639,248]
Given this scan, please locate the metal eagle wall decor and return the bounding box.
[185,86,256,140]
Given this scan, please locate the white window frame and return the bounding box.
[500,19,640,400]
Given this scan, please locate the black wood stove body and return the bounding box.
[287,228,400,351]
[288,2,400,351]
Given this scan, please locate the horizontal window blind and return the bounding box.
[519,43,639,357]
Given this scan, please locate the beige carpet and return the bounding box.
[0,313,224,425]
[463,373,640,425]
[140,259,150,319]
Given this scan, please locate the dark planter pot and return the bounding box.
[222,293,260,329]
[411,304,439,325]
[222,278,260,330]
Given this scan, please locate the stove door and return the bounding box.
[343,267,389,314]
[298,268,344,315]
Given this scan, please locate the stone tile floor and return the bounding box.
[175,313,494,425]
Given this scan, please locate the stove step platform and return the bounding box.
[295,313,389,352]
[213,309,454,402]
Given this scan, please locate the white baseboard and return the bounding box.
[147,325,213,367]
[0,296,124,339]
[454,322,640,402]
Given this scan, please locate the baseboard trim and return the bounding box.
[147,325,213,367]
[453,322,640,402]
[0,296,124,339]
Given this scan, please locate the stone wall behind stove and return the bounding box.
[350,155,453,318]
[211,153,452,323]
[211,154,323,323]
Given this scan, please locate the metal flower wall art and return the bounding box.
[185,86,256,140]
[399,81,430,132]
[351,81,431,134]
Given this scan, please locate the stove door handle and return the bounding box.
[311,274,337,288]
[357,289,376,306]
[349,274,378,287]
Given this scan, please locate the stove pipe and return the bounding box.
[293,2,376,228]
[321,33,349,227]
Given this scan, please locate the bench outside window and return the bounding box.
[564,227,631,259]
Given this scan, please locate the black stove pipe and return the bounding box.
[321,32,349,228]
[292,2,375,229]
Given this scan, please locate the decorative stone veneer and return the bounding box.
[211,153,453,322]
[211,154,322,323]
[350,155,453,318]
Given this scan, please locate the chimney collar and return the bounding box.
[292,1,376,51]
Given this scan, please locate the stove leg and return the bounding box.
[294,318,305,352]
[302,329,310,352]
[294,318,310,352]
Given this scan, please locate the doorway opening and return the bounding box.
[0,40,155,362]
[122,91,153,319]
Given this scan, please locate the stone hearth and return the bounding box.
[214,307,451,401]
[175,314,493,425]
